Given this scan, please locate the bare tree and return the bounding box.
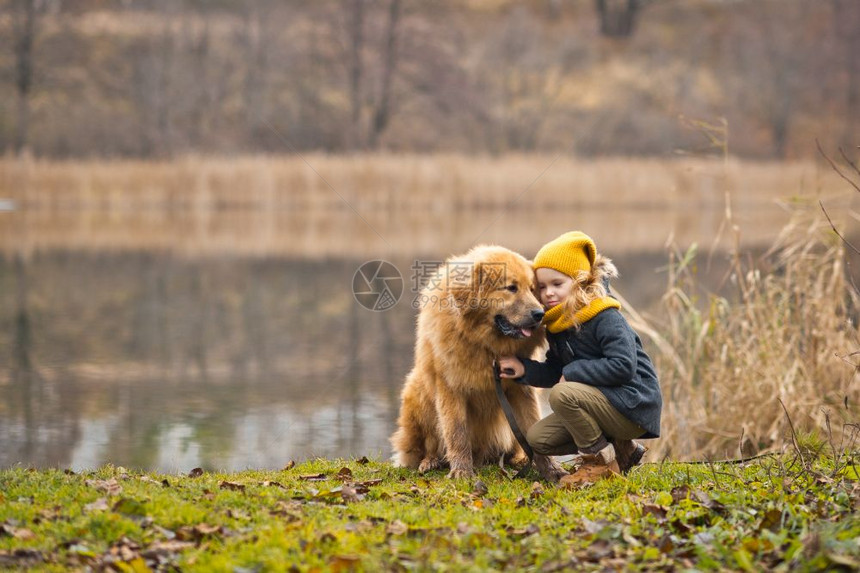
[348,0,365,148]
[131,23,177,157]
[238,4,271,140]
[368,0,401,149]
[830,0,860,147]
[477,7,583,152]
[594,0,644,38]
[11,0,39,154]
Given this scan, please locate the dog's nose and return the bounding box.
[531,309,545,323]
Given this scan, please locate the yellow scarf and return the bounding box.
[542,297,621,334]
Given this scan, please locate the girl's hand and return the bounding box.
[497,356,525,379]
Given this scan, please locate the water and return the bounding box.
[0,202,793,472]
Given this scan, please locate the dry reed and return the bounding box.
[633,205,860,461]
[0,154,850,259]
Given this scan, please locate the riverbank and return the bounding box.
[1,453,858,571]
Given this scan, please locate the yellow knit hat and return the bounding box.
[533,231,597,278]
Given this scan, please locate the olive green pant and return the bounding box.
[527,381,645,455]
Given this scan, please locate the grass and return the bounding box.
[1,453,859,572]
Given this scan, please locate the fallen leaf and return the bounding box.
[299,473,328,481]
[319,532,337,543]
[219,481,246,492]
[85,478,122,496]
[188,468,204,478]
[107,536,141,562]
[341,485,364,503]
[505,524,540,538]
[329,554,361,572]
[670,485,691,504]
[282,460,296,471]
[225,508,250,520]
[757,508,783,532]
[670,518,694,534]
[261,480,286,489]
[144,540,196,556]
[351,479,382,491]
[356,456,370,465]
[580,518,610,535]
[0,549,45,566]
[386,520,408,536]
[118,556,151,572]
[335,467,354,480]
[658,534,676,554]
[472,480,489,496]
[83,497,110,512]
[530,481,545,499]
[310,486,344,500]
[559,463,617,488]
[270,501,303,519]
[0,525,35,540]
[540,558,579,572]
[66,543,96,559]
[33,506,62,523]
[176,523,223,542]
[693,489,726,512]
[642,503,668,521]
[343,520,375,533]
[586,539,614,561]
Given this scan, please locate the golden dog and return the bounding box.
[390,245,565,480]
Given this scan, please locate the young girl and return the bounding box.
[499,231,662,481]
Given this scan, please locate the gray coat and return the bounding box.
[520,308,662,439]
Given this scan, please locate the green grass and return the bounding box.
[1,455,859,572]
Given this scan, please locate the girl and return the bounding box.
[499,231,662,482]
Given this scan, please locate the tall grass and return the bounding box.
[0,154,843,212]
[0,154,849,258]
[634,205,860,461]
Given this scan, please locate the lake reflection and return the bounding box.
[0,199,797,472]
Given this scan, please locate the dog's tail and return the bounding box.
[389,426,424,469]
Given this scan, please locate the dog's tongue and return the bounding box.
[520,327,533,337]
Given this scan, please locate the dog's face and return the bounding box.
[452,247,545,341]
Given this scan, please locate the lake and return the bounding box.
[0,155,849,471]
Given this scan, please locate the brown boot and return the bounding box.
[614,439,647,474]
[559,437,620,488]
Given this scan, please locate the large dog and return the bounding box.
[390,245,565,480]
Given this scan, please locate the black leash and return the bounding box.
[492,360,534,479]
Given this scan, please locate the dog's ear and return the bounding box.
[445,260,475,308]
[526,259,539,295]
[473,260,507,296]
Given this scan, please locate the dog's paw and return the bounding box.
[418,457,443,473]
[507,451,530,468]
[446,466,475,479]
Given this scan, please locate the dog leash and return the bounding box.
[492,360,534,479]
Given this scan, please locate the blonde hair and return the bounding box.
[556,255,616,328]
